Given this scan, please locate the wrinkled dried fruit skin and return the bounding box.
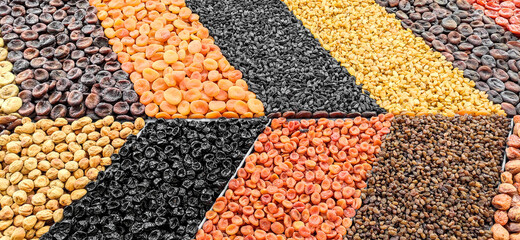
[94,0,267,119]
[0,116,144,239]
[196,115,394,239]
[42,118,268,239]
[493,224,510,240]
[280,0,503,116]
[501,183,518,195]
[185,0,384,116]
[374,0,514,115]
[497,210,510,225]
[510,207,520,222]
[508,160,520,174]
[0,0,145,123]
[348,115,509,240]
[495,194,513,211]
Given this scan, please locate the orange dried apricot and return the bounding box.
[164,88,182,105]
[190,100,209,115]
[95,0,264,118]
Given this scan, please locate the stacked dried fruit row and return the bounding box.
[0,116,144,239]
[90,0,265,119]
[378,0,520,116]
[349,115,509,240]
[0,0,145,122]
[0,37,22,134]
[185,0,385,118]
[195,115,393,240]
[281,0,504,116]
[492,116,520,240]
[41,118,268,239]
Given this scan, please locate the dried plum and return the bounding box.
[42,118,268,240]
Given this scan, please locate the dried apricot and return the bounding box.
[164,88,182,105]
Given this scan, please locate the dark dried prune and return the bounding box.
[101,88,122,103]
[7,39,25,51]
[84,46,99,55]
[56,78,72,92]
[30,57,46,69]
[32,83,49,98]
[85,93,100,109]
[50,104,67,119]
[7,50,23,63]
[94,103,113,117]
[39,47,54,59]
[68,103,86,118]
[20,30,38,41]
[70,50,84,60]
[67,90,83,106]
[48,91,62,105]
[113,102,129,115]
[130,103,145,116]
[35,100,52,116]
[47,21,65,33]
[23,48,39,60]
[76,37,93,49]
[18,102,34,116]
[54,45,70,59]
[123,90,138,103]
[62,60,75,72]
[66,68,82,80]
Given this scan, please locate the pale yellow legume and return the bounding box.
[0,116,145,239]
[282,0,504,116]
[0,36,22,132]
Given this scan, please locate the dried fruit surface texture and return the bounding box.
[0,0,146,122]
[492,116,520,240]
[90,0,265,119]
[195,115,393,240]
[348,114,509,240]
[42,118,267,239]
[0,116,144,239]
[378,0,520,116]
[185,0,384,118]
[281,0,504,116]
[0,37,22,134]
[470,0,520,35]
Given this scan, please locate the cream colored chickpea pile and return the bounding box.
[0,37,22,123]
[0,116,144,239]
[282,0,504,116]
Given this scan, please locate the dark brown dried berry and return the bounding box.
[348,115,509,240]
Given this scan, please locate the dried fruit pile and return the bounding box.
[91,0,265,119]
[281,0,504,116]
[378,0,520,116]
[0,0,145,121]
[492,116,520,239]
[185,0,384,118]
[41,118,267,239]
[0,116,144,239]
[0,37,22,133]
[348,115,509,240]
[195,115,393,240]
[469,0,520,35]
